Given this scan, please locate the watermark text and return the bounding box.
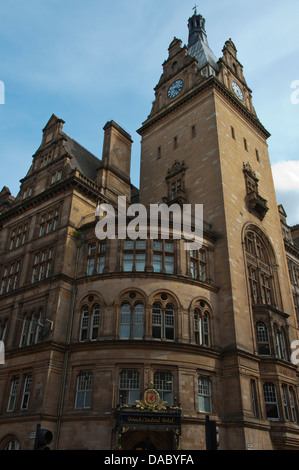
[95,197,203,250]
[0,80,4,104]
[290,80,299,104]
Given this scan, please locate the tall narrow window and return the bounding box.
[7,376,19,412]
[193,301,211,346]
[282,384,290,421]
[0,318,8,341]
[251,379,259,417]
[194,310,210,346]
[263,382,279,420]
[154,371,173,405]
[119,370,140,405]
[87,242,106,275]
[153,241,174,274]
[256,322,270,356]
[31,248,53,283]
[75,371,93,409]
[21,374,32,410]
[231,126,235,140]
[152,302,174,341]
[79,304,100,341]
[190,249,206,281]
[123,240,146,272]
[39,209,59,237]
[20,312,42,347]
[290,387,298,422]
[244,230,274,305]
[119,301,144,340]
[274,325,288,360]
[133,303,144,339]
[1,261,21,295]
[10,224,28,250]
[198,376,212,413]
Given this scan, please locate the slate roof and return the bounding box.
[62,132,102,182]
[188,39,219,70]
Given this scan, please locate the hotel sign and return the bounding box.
[119,410,181,430]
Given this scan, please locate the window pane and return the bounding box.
[165,255,174,274]
[153,254,162,272]
[133,303,144,339]
[136,240,146,250]
[198,376,211,412]
[97,255,105,274]
[87,258,94,276]
[120,303,131,338]
[165,304,174,340]
[135,253,145,272]
[123,253,133,272]
[152,303,162,339]
[263,383,279,419]
[154,371,173,405]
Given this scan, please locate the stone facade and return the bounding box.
[0,11,299,450]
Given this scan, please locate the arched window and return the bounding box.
[79,303,100,341]
[194,309,210,346]
[3,440,20,450]
[193,300,211,346]
[152,302,174,341]
[256,321,270,355]
[119,300,144,340]
[244,229,274,306]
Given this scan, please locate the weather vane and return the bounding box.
[193,4,198,15]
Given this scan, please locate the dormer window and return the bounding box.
[51,170,62,184]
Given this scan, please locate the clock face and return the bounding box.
[167,79,184,99]
[231,81,244,101]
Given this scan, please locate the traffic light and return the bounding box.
[34,424,53,450]
[205,415,219,450]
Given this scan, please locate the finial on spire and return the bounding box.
[192,4,198,15]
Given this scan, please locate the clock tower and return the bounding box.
[138,9,298,448]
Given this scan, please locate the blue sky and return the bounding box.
[0,0,298,225]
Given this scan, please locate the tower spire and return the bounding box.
[187,8,218,72]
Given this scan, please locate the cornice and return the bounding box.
[137,76,270,140]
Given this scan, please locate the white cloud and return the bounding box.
[272,161,299,191]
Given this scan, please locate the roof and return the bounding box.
[188,40,219,70]
[62,132,102,182]
[187,12,219,70]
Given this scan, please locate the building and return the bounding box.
[0,10,299,450]
[279,206,299,327]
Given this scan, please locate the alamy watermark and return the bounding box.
[95,196,203,250]
[290,80,299,104]
[0,341,4,364]
[291,340,299,365]
[0,80,4,104]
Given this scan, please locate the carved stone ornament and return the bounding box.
[135,388,168,412]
